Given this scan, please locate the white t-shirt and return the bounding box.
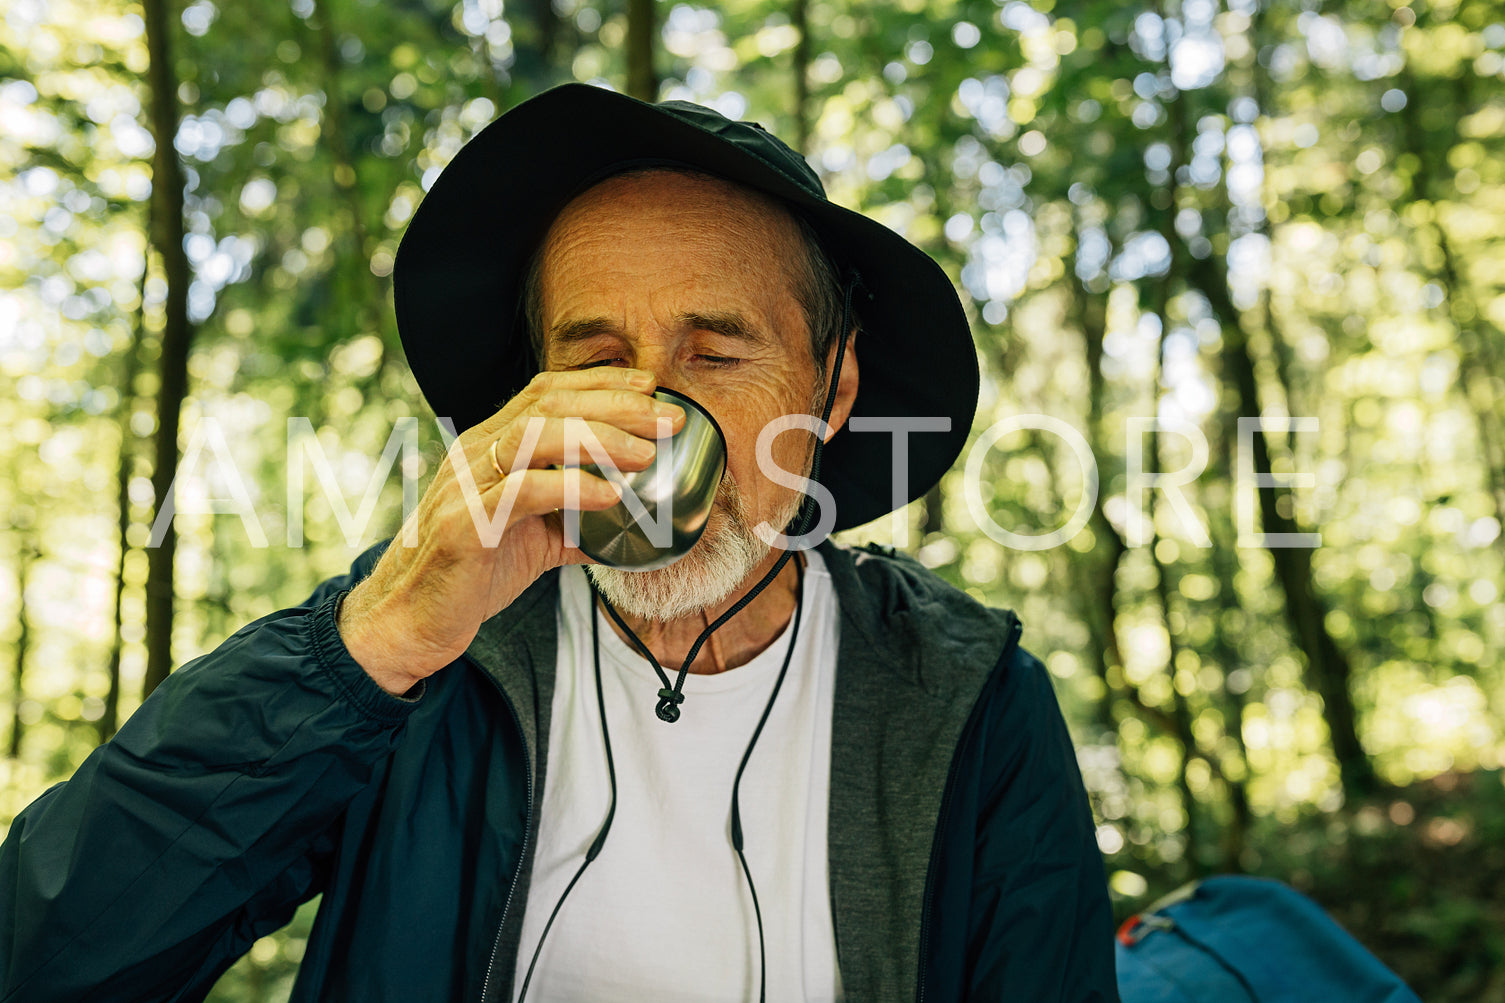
[511,553,843,1002]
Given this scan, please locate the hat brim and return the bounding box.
[394,83,978,534]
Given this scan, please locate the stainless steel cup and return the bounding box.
[575,388,726,571]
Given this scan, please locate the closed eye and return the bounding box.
[695,355,742,368]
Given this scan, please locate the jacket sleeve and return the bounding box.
[966,646,1119,1002]
[0,540,420,1003]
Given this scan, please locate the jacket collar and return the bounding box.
[819,541,1018,1000]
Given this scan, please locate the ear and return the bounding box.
[821,329,859,443]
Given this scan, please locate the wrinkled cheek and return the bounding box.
[719,413,816,526]
[708,473,750,533]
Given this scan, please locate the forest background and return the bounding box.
[3,0,1503,998]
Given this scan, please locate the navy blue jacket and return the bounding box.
[0,541,1116,1001]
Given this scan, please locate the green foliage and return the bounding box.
[3,0,1503,998]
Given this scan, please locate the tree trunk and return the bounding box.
[1060,265,1243,799]
[1206,444,1254,872]
[511,0,563,91]
[1148,89,1202,872]
[1067,250,1123,737]
[142,0,194,698]
[1395,65,1505,527]
[9,543,37,759]
[791,0,812,155]
[309,0,369,264]
[1205,5,1374,800]
[1243,2,1322,463]
[1191,253,1377,800]
[102,253,151,743]
[308,0,390,381]
[625,0,657,101]
[1147,493,1202,875]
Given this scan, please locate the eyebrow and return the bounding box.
[550,317,618,346]
[547,311,771,348]
[681,311,769,346]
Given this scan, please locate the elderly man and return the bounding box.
[0,85,1115,1001]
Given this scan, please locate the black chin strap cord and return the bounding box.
[519,571,804,1002]
[597,268,861,724]
[729,570,804,1003]
[515,604,619,1002]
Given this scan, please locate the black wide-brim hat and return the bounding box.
[394,83,978,533]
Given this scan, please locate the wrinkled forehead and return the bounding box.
[559,164,806,225]
[543,167,805,260]
[533,169,810,332]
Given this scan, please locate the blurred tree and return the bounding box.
[7,541,37,761]
[628,0,658,100]
[102,248,150,744]
[512,0,567,88]
[142,0,195,698]
[1194,249,1378,800]
[1396,65,1505,528]
[791,0,812,153]
[304,0,387,372]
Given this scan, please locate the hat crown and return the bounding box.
[654,99,827,202]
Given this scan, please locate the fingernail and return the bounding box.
[627,369,654,389]
[654,402,684,420]
[629,437,656,460]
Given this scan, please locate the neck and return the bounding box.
[602,549,804,674]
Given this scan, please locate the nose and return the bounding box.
[631,344,679,393]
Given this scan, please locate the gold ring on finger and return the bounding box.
[489,438,505,481]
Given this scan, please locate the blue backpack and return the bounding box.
[1115,876,1422,1003]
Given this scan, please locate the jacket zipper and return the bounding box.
[913,615,1023,1003]
[478,665,535,1003]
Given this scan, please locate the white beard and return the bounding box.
[586,472,803,622]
